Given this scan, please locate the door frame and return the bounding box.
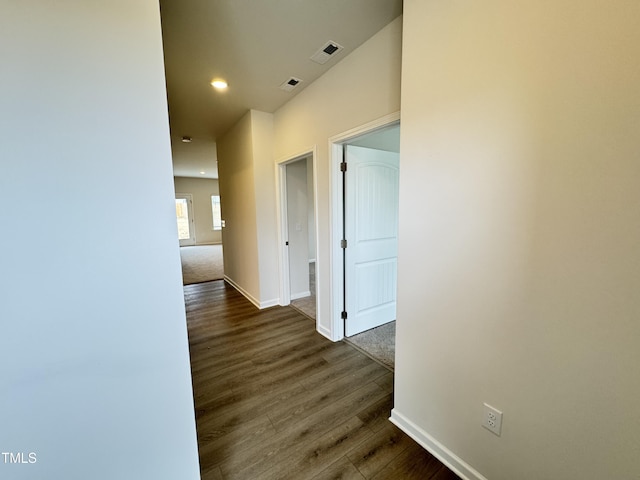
[276,146,319,315]
[328,112,400,341]
[175,193,196,246]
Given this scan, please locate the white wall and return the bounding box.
[174,176,222,245]
[273,16,402,337]
[0,1,200,479]
[286,160,311,298]
[393,2,640,479]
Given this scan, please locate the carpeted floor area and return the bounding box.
[180,244,224,285]
[290,262,316,319]
[345,321,396,371]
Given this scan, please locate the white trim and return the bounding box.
[290,291,311,301]
[224,276,260,308]
[327,112,401,342]
[275,162,291,306]
[259,298,280,309]
[275,146,321,330]
[389,409,488,480]
[316,323,333,341]
[223,276,278,310]
[310,154,320,331]
[328,112,401,146]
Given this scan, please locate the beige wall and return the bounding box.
[216,17,401,317]
[217,110,279,307]
[217,112,261,304]
[0,1,200,478]
[273,16,402,334]
[393,1,640,479]
[251,111,279,306]
[174,176,222,245]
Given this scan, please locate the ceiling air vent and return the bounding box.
[279,76,303,92]
[310,41,344,65]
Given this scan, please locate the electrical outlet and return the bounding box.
[482,403,503,436]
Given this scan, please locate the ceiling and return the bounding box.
[159,0,403,179]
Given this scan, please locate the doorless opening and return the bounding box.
[277,149,319,323]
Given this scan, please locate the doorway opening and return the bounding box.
[342,141,399,337]
[175,193,195,246]
[174,177,225,284]
[277,150,319,322]
[329,113,400,368]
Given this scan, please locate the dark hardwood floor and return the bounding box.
[184,280,460,480]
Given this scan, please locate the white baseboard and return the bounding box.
[290,290,311,301]
[223,276,279,310]
[259,298,279,309]
[316,323,333,341]
[223,276,260,308]
[389,409,488,480]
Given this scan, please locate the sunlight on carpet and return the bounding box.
[180,245,224,285]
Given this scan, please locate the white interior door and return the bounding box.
[344,145,399,336]
[175,194,196,246]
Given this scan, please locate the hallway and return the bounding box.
[184,280,459,480]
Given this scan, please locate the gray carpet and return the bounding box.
[180,245,224,285]
[345,321,395,370]
[290,295,316,319]
[291,262,316,319]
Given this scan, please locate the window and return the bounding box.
[175,197,191,240]
[211,195,222,230]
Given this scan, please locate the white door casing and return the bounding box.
[276,147,320,322]
[344,145,399,336]
[176,194,196,246]
[286,159,311,300]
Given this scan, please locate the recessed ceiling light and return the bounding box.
[211,79,228,90]
[181,136,192,143]
[200,171,206,175]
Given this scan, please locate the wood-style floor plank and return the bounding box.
[184,280,460,480]
[310,456,366,480]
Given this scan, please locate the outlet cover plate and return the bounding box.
[482,403,503,436]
